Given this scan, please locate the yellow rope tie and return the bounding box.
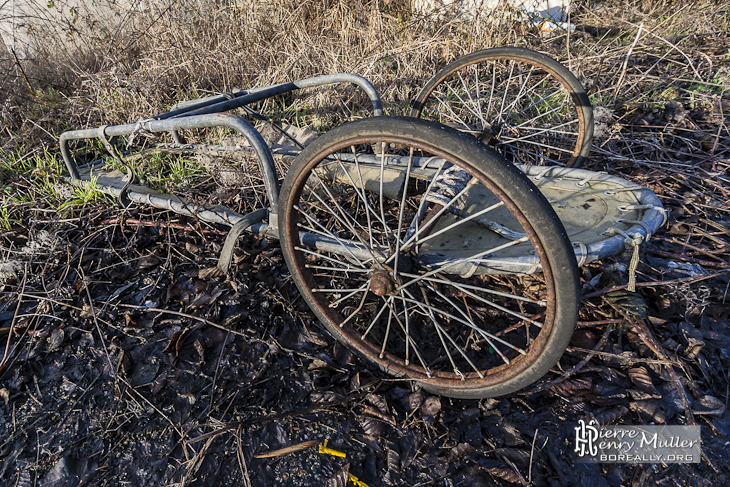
[627,240,641,292]
[606,228,644,292]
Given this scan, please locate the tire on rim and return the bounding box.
[411,47,594,168]
[278,116,580,398]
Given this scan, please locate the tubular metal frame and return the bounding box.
[59,73,384,221]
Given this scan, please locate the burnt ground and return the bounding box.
[0,150,729,487]
[2,25,730,485]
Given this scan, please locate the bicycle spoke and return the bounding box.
[305,264,371,274]
[304,174,389,259]
[414,48,590,169]
[397,294,526,358]
[295,246,371,270]
[399,177,478,251]
[405,201,505,249]
[399,236,530,289]
[295,205,372,268]
[401,273,546,305]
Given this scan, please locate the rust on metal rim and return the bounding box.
[283,133,558,391]
[411,55,586,168]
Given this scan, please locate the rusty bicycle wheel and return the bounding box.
[411,47,593,168]
[278,117,579,398]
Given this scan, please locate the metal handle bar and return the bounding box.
[158,73,383,120]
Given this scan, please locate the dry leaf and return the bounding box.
[47,328,65,352]
[387,448,401,473]
[185,242,204,254]
[630,400,666,423]
[358,415,385,436]
[693,395,725,416]
[138,254,161,270]
[549,377,593,396]
[198,267,224,279]
[421,396,441,418]
[485,466,523,484]
[324,464,350,487]
[193,338,206,363]
[605,289,648,317]
[408,390,424,412]
[163,330,183,355]
[628,367,660,396]
[683,337,705,359]
[594,405,629,425]
[362,405,396,427]
[188,286,224,307]
[593,381,627,400]
[479,459,523,484]
[0,388,9,404]
[448,443,475,462]
[494,448,530,466]
[365,394,389,414]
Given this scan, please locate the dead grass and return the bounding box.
[2,0,727,150]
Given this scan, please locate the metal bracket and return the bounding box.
[217,208,269,274]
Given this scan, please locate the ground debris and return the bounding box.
[1,7,729,486]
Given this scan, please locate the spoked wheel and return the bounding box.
[410,47,593,168]
[278,117,579,398]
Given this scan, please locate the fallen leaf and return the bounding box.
[407,390,424,412]
[550,377,593,396]
[421,396,441,418]
[47,328,65,352]
[362,405,396,427]
[628,367,660,396]
[198,267,224,279]
[358,415,385,436]
[594,405,629,425]
[448,443,475,462]
[324,464,349,487]
[387,448,401,473]
[494,448,530,466]
[479,459,523,484]
[693,395,725,416]
[630,400,666,423]
[138,254,161,270]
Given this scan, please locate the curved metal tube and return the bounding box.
[59,112,280,215]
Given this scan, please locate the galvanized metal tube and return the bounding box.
[59,113,281,215]
[171,74,383,118]
[167,88,247,115]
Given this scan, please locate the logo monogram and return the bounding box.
[574,419,599,457]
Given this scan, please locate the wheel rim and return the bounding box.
[283,132,556,390]
[413,55,587,168]
[281,132,564,393]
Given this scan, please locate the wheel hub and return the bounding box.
[370,270,396,296]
